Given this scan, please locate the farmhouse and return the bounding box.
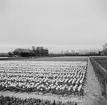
[13,48,34,57]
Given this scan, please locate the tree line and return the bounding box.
[8,46,49,57]
[1,43,107,58]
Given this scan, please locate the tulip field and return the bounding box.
[0,60,87,96]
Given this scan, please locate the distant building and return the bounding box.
[13,48,34,57]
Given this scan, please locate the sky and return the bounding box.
[0,0,107,53]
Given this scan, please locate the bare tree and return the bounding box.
[103,43,107,55]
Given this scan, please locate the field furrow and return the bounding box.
[0,61,87,96]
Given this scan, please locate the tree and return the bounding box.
[32,46,36,55]
[8,52,14,57]
[35,47,49,56]
[44,49,49,56]
[103,43,107,55]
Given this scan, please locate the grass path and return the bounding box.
[81,58,107,105]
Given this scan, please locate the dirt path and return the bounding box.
[81,58,107,105]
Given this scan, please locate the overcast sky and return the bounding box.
[0,0,107,53]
